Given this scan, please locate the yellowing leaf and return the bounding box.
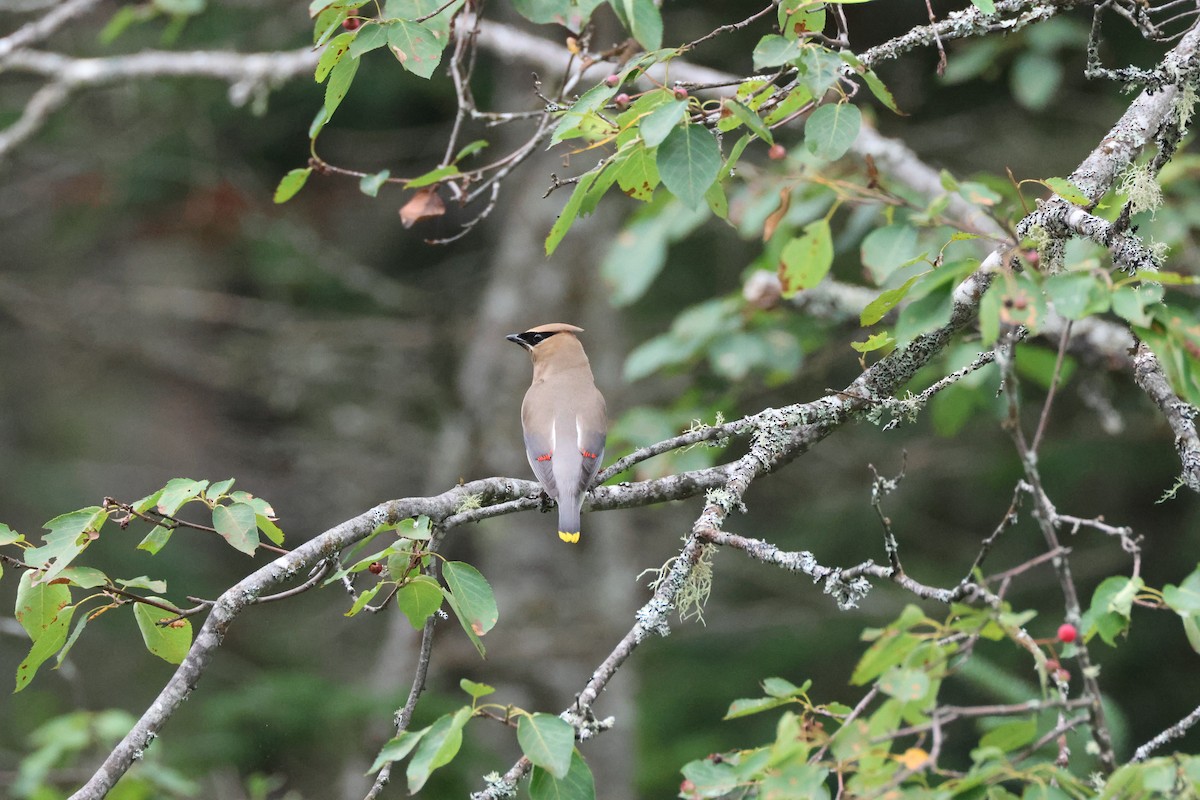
[778,219,832,297]
[896,747,930,770]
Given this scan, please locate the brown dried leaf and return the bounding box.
[762,187,791,242]
[399,187,445,228]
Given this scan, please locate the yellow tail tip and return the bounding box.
[558,530,581,544]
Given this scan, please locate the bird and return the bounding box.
[507,323,607,544]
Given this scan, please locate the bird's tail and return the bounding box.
[557,493,582,544]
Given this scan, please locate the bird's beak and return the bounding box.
[506,333,529,349]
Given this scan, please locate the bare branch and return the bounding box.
[0,0,101,63]
[1133,701,1200,762]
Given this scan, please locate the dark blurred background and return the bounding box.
[2,1,1199,797]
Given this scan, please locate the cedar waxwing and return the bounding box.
[507,323,607,544]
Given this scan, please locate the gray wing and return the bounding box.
[577,393,607,491]
[523,430,558,498]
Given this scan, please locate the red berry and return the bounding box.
[614,93,630,109]
[768,143,787,160]
[368,562,383,575]
[1057,623,1077,643]
[673,86,689,100]
[342,16,363,30]
[605,74,621,87]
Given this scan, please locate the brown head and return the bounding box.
[506,323,591,378]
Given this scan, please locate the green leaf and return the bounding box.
[724,696,791,719]
[396,575,444,628]
[529,749,596,800]
[442,561,498,636]
[611,0,661,50]
[271,169,307,204]
[1107,575,1144,617]
[1108,284,1156,328]
[137,525,174,555]
[763,676,810,698]
[454,139,489,161]
[460,678,495,699]
[639,99,687,148]
[310,0,342,15]
[657,124,722,210]
[316,31,355,83]
[397,515,433,540]
[359,169,391,197]
[797,46,844,97]
[1134,269,1200,285]
[979,717,1037,752]
[512,0,588,25]
[861,275,922,326]
[324,54,361,118]
[851,331,895,353]
[1164,567,1200,614]
[852,630,920,685]
[406,707,471,793]
[404,164,460,189]
[16,604,75,692]
[56,609,93,666]
[25,507,106,585]
[861,223,922,284]
[212,502,259,556]
[386,0,463,41]
[519,713,575,779]
[134,600,192,664]
[157,478,209,516]
[724,99,773,145]
[369,729,427,773]
[1042,177,1090,206]
[15,569,72,641]
[704,180,728,220]
[602,198,705,306]
[256,514,285,546]
[99,6,146,45]
[752,34,803,70]
[309,105,331,139]
[117,576,167,592]
[680,759,738,798]
[1083,575,1141,645]
[546,177,588,257]
[1183,614,1200,655]
[388,19,443,79]
[778,0,825,40]
[575,161,620,216]
[614,143,660,202]
[154,0,203,14]
[345,582,383,617]
[862,67,902,114]
[349,21,389,57]
[58,567,109,589]
[971,0,996,12]
[444,590,485,657]
[1044,272,1110,320]
[877,667,931,702]
[805,102,861,161]
[0,522,24,545]
[778,219,833,296]
[1011,51,1061,111]
[551,83,618,146]
[205,478,235,500]
[763,86,813,125]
